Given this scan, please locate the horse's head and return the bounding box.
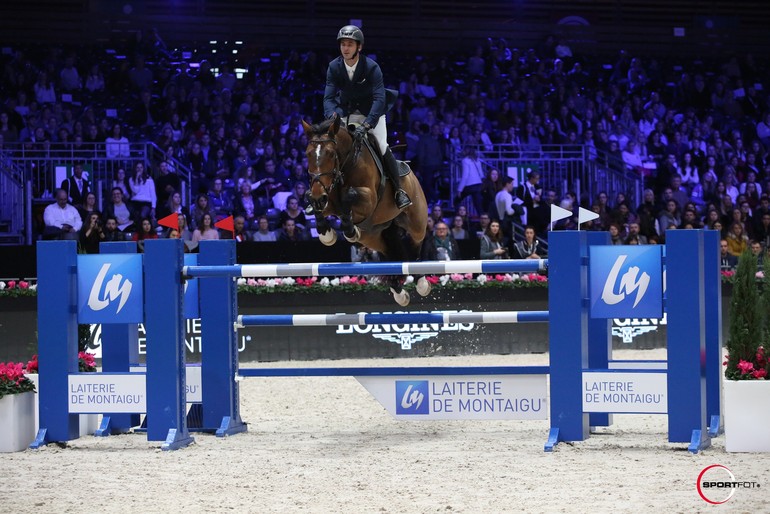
[302,116,348,212]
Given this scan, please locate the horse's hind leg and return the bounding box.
[380,223,412,306]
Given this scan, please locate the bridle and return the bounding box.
[306,133,357,197]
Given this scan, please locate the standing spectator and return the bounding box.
[60,161,90,208]
[128,55,153,91]
[480,167,502,216]
[479,220,508,259]
[43,189,82,240]
[415,123,444,202]
[420,221,460,261]
[495,175,524,237]
[455,146,485,215]
[154,160,181,208]
[515,170,542,225]
[128,161,156,220]
[192,213,220,242]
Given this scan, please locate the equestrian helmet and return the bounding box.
[337,25,364,44]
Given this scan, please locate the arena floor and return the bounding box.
[0,350,766,513]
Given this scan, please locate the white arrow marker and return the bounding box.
[549,204,573,231]
[578,207,600,226]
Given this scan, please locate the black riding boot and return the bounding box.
[383,148,412,209]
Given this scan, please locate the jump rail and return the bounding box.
[235,311,550,327]
[183,259,548,278]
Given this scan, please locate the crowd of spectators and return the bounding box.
[3,31,770,263]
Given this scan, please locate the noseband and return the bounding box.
[307,134,356,197]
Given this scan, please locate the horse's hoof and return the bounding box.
[416,277,432,297]
[390,287,410,307]
[343,225,361,243]
[318,229,337,246]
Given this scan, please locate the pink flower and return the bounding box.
[751,368,767,379]
[756,347,767,367]
[339,276,351,284]
[464,273,473,280]
[450,273,464,282]
[6,280,15,289]
[737,359,755,375]
[26,355,38,373]
[246,279,257,286]
[18,281,29,289]
[358,277,367,285]
[426,275,439,285]
[757,271,765,279]
[494,274,505,282]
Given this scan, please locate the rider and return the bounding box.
[323,24,412,210]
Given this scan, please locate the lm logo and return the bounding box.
[395,380,429,415]
[88,263,133,313]
[601,255,650,308]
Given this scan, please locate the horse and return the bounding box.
[302,116,431,306]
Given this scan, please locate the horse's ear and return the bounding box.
[330,115,341,135]
[301,120,312,135]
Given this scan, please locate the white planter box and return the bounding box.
[25,374,99,438]
[724,380,770,452]
[0,392,36,452]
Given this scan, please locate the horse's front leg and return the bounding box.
[315,214,337,246]
[340,187,361,243]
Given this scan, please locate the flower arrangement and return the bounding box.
[235,272,548,295]
[0,362,36,399]
[724,250,770,380]
[0,280,36,297]
[25,352,96,373]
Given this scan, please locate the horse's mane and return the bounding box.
[308,118,336,136]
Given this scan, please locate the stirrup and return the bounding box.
[395,189,412,209]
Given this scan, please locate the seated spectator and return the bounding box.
[79,212,104,254]
[78,192,100,222]
[252,216,276,242]
[750,239,765,267]
[233,215,252,242]
[278,195,307,229]
[157,191,191,222]
[254,157,288,200]
[128,162,156,221]
[166,227,191,253]
[43,188,82,240]
[726,221,749,257]
[479,220,508,259]
[177,214,197,252]
[421,221,460,261]
[61,161,90,208]
[720,238,739,269]
[512,225,546,259]
[102,216,125,242]
[111,167,131,200]
[291,182,310,210]
[192,213,220,242]
[131,217,158,252]
[207,178,233,221]
[277,218,307,242]
[233,180,264,231]
[103,188,136,232]
[626,222,649,244]
[351,245,381,262]
[608,223,624,245]
[105,123,130,159]
[190,193,213,231]
[450,215,468,240]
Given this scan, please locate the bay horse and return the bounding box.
[302,116,431,305]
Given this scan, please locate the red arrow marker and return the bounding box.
[215,215,234,233]
[157,212,179,231]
